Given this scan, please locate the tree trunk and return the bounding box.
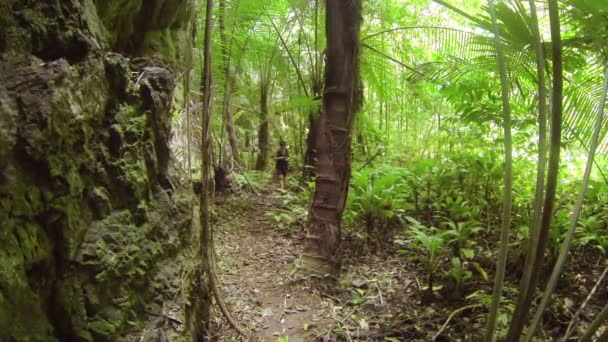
[483,0,514,338]
[303,111,320,179]
[506,0,563,339]
[506,0,549,338]
[255,85,269,171]
[304,80,322,181]
[184,10,195,181]
[303,0,323,181]
[223,90,239,162]
[191,0,213,339]
[219,0,239,164]
[302,0,362,276]
[523,63,608,342]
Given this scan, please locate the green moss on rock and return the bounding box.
[0,0,194,340]
[94,0,190,63]
[89,316,117,341]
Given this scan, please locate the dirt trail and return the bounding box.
[214,191,334,341]
[210,190,441,342]
[203,185,607,341]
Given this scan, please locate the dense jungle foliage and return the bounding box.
[2,0,608,341]
[171,0,608,340]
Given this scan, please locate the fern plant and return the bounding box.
[575,215,608,255]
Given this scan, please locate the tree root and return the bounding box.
[208,245,247,337]
[433,304,482,341]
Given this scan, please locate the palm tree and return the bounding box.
[302,0,362,276]
[523,66,608,342]
[218,0,240,164]
[506,0,564,339]
[189,0,214,339]
[509,0,548,339]
[483,0,513,339]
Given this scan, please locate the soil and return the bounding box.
[213,190,331,341]
[210,189,447,342]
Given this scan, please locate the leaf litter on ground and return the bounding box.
[211,191,488,341]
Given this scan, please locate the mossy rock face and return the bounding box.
[94,0,190,63]
[0,0,194,340]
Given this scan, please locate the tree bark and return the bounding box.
[219,0,239,164]
[303,105,320,179]
[255,85,269,171]
[184,7,196,182]
[190,0,213,339]
[303,0,323,181]
[302,0,362,276]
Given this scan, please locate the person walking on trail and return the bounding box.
[275,139,289,190]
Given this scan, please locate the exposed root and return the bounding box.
[433,304,482,341]
[209,243,248,337]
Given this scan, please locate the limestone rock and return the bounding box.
[0,0,194,340]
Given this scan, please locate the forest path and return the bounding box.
[210,188,442,341]
[213,190,335,341]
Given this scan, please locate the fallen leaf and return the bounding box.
[359,318,369,331]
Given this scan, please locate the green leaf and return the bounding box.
[472,262,489,282]
[462,248,475,259]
